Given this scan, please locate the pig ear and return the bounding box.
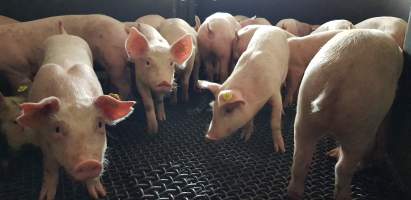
[125,27,149,60]
[94,95,136,125]
[194,15,201,32]
[170,34,193,65]
[240,18,254,28]
[17,97,60,128]
[217,89,245,109]
[198,80,221,97]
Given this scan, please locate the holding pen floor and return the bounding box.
[0,93,404,200]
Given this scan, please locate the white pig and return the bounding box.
[276,18,318,36]
[198,26,290,152]
[0,15,19,25]
[232,25,295,61]
[0,14,132,99]
[158,18,199,103]
[125,23,193,133]
[284,30,343,107]
[287,29,403,200]
[239,16,272,27]
[355,16,407,48]
[311,19,353,34]
[136,14,165,29]
[16,23,136,200]
[197,12,241,82]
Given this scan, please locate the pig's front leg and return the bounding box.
[284,67,304,108]
[270,93,285,153]
[155,94,166,121]
[205,60,214,82]
[240,119,254,141]
[39,153,59,200]
[136,83,158,133]
[86,178,107,199]
[191,53,201,92]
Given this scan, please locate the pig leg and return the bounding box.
[103,58,131,100]
[170,82,178,105]
[191,52,201,92]
[287,122,323,200]
[269,93,285,153]
[136,83,158,133]
[39,153,59,200]
[334,135,374,200]
[155,95,166,121]
[205,60,214,82]
[240,119,254,141]
[284,68,304,108]
[218,56,230,82]
[181,72,192,103]
[86,178,107,199]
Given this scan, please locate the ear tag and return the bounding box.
[17,85,28,93]
[108,93,121,100]
[222,91,233,101]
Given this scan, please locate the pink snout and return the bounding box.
[73,160,102,181]
[156,81,172,92]
[205,133,221,141]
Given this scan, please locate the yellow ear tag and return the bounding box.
[108,93,121,100]
[222,92,233,101]
[17,85,28,93]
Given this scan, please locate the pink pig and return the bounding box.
[355,16,407,48]
[0,15,18,25]
[197,12,241,82]
[311,19,353,34]
[199,26,290,152]
[16,23,135,200]
[125,23,193,133]
[0,14,132,99]
[136,14,166,30]
[276,18,318,36]
[287,29,403,200]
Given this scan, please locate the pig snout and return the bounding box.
[155,81,172,93]
[205,133,220,141]
[73,160,102,181]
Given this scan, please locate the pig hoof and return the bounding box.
[39,183,57,200]
[240,129,252,142]
[146,122,159,134]
[273,137,285,153]
[86,179,107,199]
[287,190,303,200]
[157,113,166,121]
[326,147,341,159]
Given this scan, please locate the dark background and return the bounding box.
[1,0,410,25]
[1,0,411,197]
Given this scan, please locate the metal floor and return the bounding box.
[0,93,405,200]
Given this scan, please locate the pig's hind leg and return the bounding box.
[269,93,285,153]
[334,132,375,200]
[39,153,59,200]
[287,120,323,200]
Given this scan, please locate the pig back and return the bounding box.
[299,29,403,129]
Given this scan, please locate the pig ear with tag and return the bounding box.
[17,96,60,128]
[198,80,221,97]
[170,34,193,65]
[125,27,149,60]
[94,95,136,125]
[217,89,245,110]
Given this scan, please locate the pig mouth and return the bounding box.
[155,81,172,93]
[70,160,103,182]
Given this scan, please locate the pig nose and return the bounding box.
[156,81,172,92]
[205,133,219,141]
[73,160,102,181]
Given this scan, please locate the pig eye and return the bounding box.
[98,121,103,128]
[169,62,173,66]
[12,120,18,125]
[146,60,150,66]
[224,107,234,115]
[55,126,60,133]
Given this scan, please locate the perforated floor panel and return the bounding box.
[0,93,406,200]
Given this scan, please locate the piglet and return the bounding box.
[355,16,407,48]
[284,30,343,107]
[239,16,272,27]
[276,18,317,36]
[197,12,241,82]
[199,26,290,152]
[158,18,199,103]
[287,29,403,200]
[0,15,18,25]
[311,19,353,34]
[136,14,165,29]
[16,23,135,200]
[125,23,192,133]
